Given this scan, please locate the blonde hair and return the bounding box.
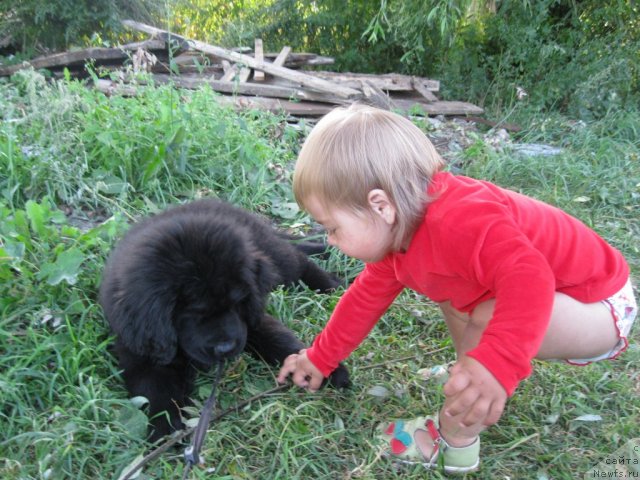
[293,104,444,250]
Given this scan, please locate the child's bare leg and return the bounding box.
[414,295,619,457]
[536,294,618,360]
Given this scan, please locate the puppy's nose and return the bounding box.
[214,340,238,357]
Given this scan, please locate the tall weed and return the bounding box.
[0,70,303,218]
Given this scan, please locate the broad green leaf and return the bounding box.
[37,247,85,285]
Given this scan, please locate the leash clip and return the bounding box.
[183,445,199,465]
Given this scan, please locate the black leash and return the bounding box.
[182,361,225,479]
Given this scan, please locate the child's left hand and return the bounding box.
[276,349,325,392]
[442,356,507,427]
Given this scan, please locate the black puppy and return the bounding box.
[99,199,349,442]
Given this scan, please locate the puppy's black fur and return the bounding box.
[99,199,349,442]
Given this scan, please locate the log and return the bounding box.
[121,20,361,100]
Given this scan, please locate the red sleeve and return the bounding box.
[306,259,405,376]
[439,206,556,396]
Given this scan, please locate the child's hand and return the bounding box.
[276,349,325,392]
[442,356,507,427]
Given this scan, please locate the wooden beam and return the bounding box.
[253,39,265,81]
[220,63,238,81]
[309,71,440,92]
[272,46,292,67]
[0,39,167,76]
[122,20,361,100]
[237,66,251,82]
[412,78,438,102]
[152,74,348,104]
[92,78,483,117]
[393,99,484,116]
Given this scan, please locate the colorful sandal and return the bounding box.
[375,416,480,474]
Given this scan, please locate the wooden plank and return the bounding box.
[238,66,251,82]
[152,74,348,104]
[253,39,265,81]
[122,20,361,99]
[309,71,440,92]
[392,99,484,116]
[412,78,438,102]
[218,95,335,116]
[0,39,167,76]
[272,46,291,67]
[222,96,483,117]
[361,81,395,110]
[220,64,238,81]
[267,51,333,67]
[93,79,139,97]
[92,77,483,117]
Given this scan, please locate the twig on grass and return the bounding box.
[121,346,450,478]
[359,345,451,371]
[500,432,540,454]
[120,383,289,480]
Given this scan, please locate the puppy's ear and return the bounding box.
[103,281,178,365]
[238,252,277,329]
[248,251,278,296]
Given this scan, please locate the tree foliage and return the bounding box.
[1,0,637,118]
[0,0,162,52]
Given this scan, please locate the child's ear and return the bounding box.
[367,189,396,225]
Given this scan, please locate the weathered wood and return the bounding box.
[361,81,395,110]
[272,46,291,67]
[220,64,238,82]
[309,71,440,92]
[152,74,349,104]
[393,99,484,116]
[93,79,139,97]
[0,39,167,76]
[92,77,483,117]
[413,78,439,102]
[266,51,333,67]
[221,60,232,73]
[223,96,483,117]
[237,66,251,82]
[253,39,265,81]
[122,20,362,99]
[219,95,335,116]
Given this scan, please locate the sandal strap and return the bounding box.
[425,418,446,463]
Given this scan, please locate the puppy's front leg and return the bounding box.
[246,315,350,389]
[115,344,196,442]
[246,314,304,365]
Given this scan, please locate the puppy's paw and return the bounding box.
[327,363,350,389]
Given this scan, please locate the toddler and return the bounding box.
[277,104,637,473]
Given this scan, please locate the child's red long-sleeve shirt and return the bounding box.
[306,172,630,395]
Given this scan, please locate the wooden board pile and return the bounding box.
[0,20,483,118]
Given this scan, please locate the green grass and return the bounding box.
[0,70,638,479]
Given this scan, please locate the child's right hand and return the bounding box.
[442,356,507,427]
[277,349,325,392]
